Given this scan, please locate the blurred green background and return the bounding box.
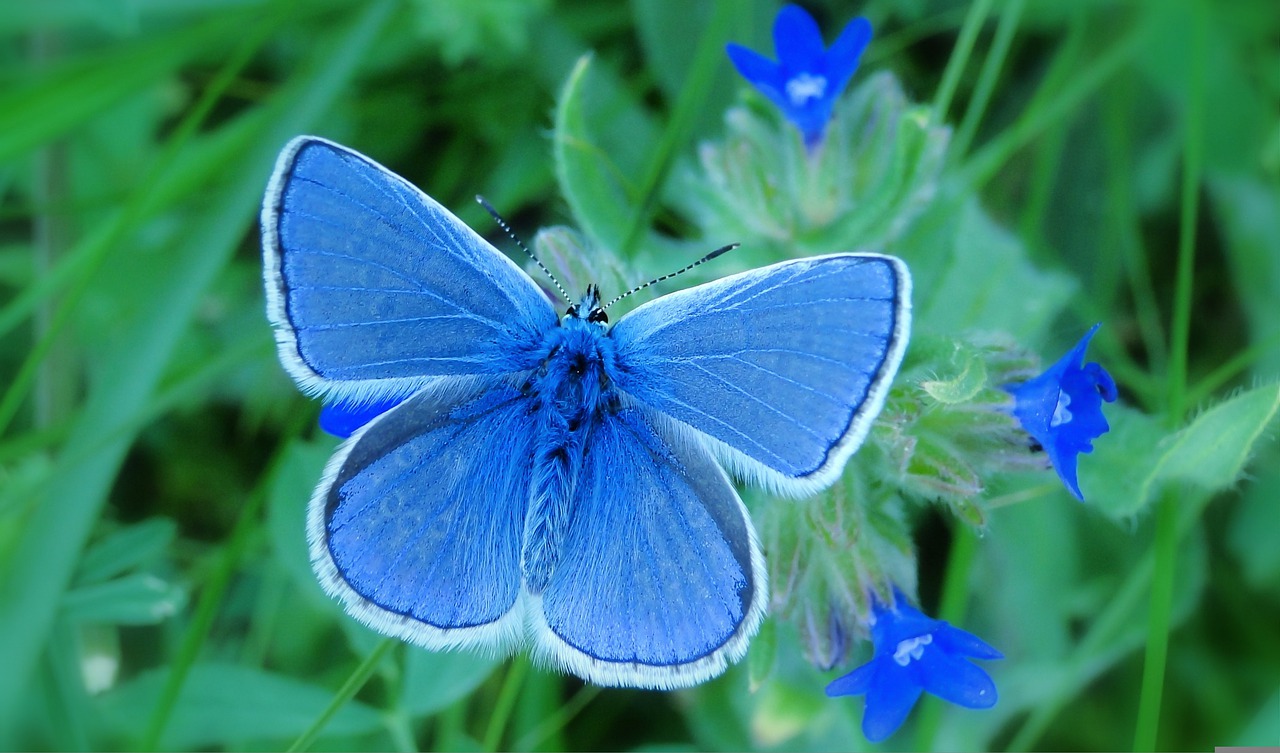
[1,0,1278,750]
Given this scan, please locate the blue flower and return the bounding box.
[726,5,872,148]
[826,589,1002,743]
[1005,324,1118,501]
[319,395,406,439]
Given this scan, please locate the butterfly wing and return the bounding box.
[610,253,910,495]
[310,384,535,651]
[529,405,766,689]
[263,136,557,404]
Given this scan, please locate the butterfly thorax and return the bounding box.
[522,286,619,593]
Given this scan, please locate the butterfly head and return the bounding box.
[563,284,609,329]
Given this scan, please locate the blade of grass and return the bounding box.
[140,411,305,750]
[511,684,602,751]
[285,639,397,753]
[1133,2,1205,747]
[950,0,1024,158]
[0,10,253,164]
[913,526,979,747]
[619,0,735,255]
[0,4,290,435]
[0,0,394,726]
[482,657,529,752]
[1103,70,1169,383]
[1185,330,1280,408]
[960,22,1146,190]
[931,0,993,124]
[1007,445,1220,750]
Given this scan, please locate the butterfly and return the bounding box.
[261,136,911,689]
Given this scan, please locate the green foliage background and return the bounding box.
[1,0,1278,750]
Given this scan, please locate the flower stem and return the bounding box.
[481,656,529,752]
[913,525,979,748]
[931,0,993,124]
[1133,0,1205,748]
[620,0,735,255]
[286,639,396,753]
[951,0,1024,158]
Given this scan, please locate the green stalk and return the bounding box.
[140,426,298,750]
[0,6,285,436]
[482,657,529,752]
[961,24,1144,190]
[512,684,602,750]
[0,0,393,727]
[931,0,993,124]
[950,0,1025,158]
[619,0,735,256]
[912,526,979,747]
[1133,1,1205,747]
[286,640,397,753]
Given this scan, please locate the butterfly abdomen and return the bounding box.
[521,321,617,593]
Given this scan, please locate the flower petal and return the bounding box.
[1005,323,1115,501]
[773,4,825,72]
[861,663,924,742]
[826,16,872,88]
[826,659,878,697]
[726,43,783,97]
[933,624,1005,661]
[915,650,999,709]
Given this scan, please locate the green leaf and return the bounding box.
[1086,383,1280,518]
[1226,457,1280,589]
[746,617,776,693]
[908,197,1077,342]
[98,663,383,750]
[0,12,245,163]
[0,0,394,723]
[60,573,185,625]
[74,518,177,586]
[401,648,500,717]
[266,439,335,602]
[552,55,635,255]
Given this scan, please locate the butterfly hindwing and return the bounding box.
[310,384,535,652]
[263,136,557,404]
[530,405,766,689]
[610,253,910,495]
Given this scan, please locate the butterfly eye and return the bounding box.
[565,305,578,318]
[588,308,608,324]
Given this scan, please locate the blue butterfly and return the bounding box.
[262,136,911,689]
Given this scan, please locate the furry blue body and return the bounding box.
[523,288,616,593]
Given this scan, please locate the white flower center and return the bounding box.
[892,633,933,666]
[1051,390,1073,428]
[786,73,828,106]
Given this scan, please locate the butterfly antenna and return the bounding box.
[476,195,572,306]
[603,243,739,309]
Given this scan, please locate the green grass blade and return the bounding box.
[930,0,992,124]
[619,0,735,254]
[1134,3,1206,746]
[950,0,1024,158]
[0,0,394,726]
[0,11,248,164]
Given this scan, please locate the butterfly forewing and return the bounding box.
[263,136,557,403]
[610,253,910,496]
